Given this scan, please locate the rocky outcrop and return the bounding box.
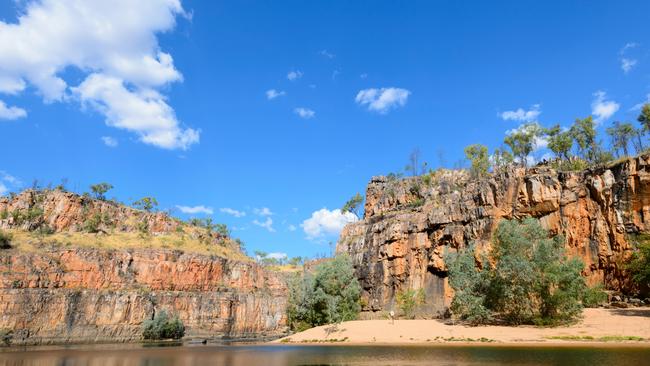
[0,247,288,345]
[338,155,650,316]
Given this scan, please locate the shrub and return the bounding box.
[142,310,185,340]
[582,284,608,308]
[0,230,11,249]
[287,255,361,331]
[628,239,650,288]
[396,288,425,319]
[90,183,113,200]
[0,329,12,346]
[446,218,587,325]
[83,213,102,233]
[133,197,158,212]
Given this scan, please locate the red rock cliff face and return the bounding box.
[337,155,650,316]
[0,248,288,345]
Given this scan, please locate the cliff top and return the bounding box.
[0,188,249,261]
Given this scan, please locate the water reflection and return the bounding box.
[0,344,649,366]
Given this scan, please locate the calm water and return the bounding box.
[1,343,649,366]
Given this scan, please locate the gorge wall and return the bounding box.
[0,190,288,345]
[337,155,650,317]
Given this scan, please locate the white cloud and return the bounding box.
[319,50,335,59]
[101,136,118,147]
[266,89,286,100]
[0,183,7,196]
[0,0,197,150]
[301,208,358,240]
[176,205,214,215]
[499,104,541,122]
[267,252,287,260]
[360,73,368,79]
[294,107,315,119]
[253,217,275,232]
[220,207,246,218]
[253,207,273,216]
[288,224,297,232]
[0,100,27,120]
[355,87,410,114]
[621,58,638,74]
[631,94,650,111]
[0,171,19,185]
[287,70,303,81]
[591,90,619,124]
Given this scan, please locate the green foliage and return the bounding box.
[214,223,230,237]
[0,209,7,220]
[342,193,364,218]
[0,230,12,249]
[464,144,489,178]
[628,237,650,287]
[395,288,425,319]
[569,116,612,165]
[142,310,185,340]
[133,197,158,212]
[550,157,589,172]
[89,183,113,200]
[637,103,650,132]
[607,121,636,157]
[0,329,12,346]
[582,284,608,308]
[492,147,513,173]
[545,124,573,160]
[83,213,113,233]
[287,255,361,331]
[446,218,587,326]
[504,123,542,167]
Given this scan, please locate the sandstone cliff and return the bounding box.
[0,190,288,345]
[337,155,650,316]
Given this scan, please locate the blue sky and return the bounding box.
[1,0,650,259]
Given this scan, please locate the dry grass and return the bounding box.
[4,229,252,262]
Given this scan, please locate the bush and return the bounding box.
[628,239,650,288]
[287,255,361,331]
[0,231,11,249]
[142,310,185,340]
[446,218,587,325]
[582,284,608,308]
[396,288,425,319]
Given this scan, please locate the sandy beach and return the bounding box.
[275,308,650,346]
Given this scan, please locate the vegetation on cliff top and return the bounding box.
[287,255,361,332]
[446,218,603,326]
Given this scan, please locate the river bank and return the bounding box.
[274,308,650,346]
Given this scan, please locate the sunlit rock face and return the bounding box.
[0,248,288,345]
[338,155,650,316]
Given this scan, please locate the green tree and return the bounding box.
[545,124,573,160]
[446,218,587,325]
[492,147,514,173]
[405,148,427,176]
[133,197,158,212]
[142,310,185,340]
[606,121,635,157]
[569,116,611,164]
[342,193,364,218]
[287,255,361,330]
[637,103,650,132]
[90,183,113,200]
[396,288,426,319]
[464,144,489,178]
[628,237,650,288]
[504,123,541,167]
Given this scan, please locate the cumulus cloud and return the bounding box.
[0,0,198,149]
[0,100,27,120]
[287,70,303,81]
[591,91,619,124]
[294,107,315,119]
[267,252,287,260]
[253,217,275,232]
[301,208,358,240]
[176,205,214,215]
[266,89,286,100]
[355,87,410,114]
[253,207,273,216]
[101,136,118,147]
[0,170,20,196]
[499,104,541,122]
[220,207,246,218]
[621,58,638,74]
[288,224,297,232]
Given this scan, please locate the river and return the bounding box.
[1,343,649,366]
